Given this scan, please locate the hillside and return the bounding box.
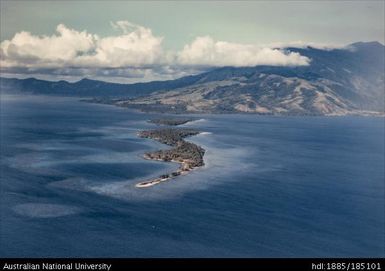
[115,42,384,115]
[1,41,384,116]
[0,74,207,98]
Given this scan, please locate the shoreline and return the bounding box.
[135,149,199,188]
[135,119,206,188]
[82,98,385,118]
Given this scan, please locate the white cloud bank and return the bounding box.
[178,36,310,67]
[0,21,312,81]
[0,22,165,69]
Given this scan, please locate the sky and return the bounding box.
[1,0,384,83]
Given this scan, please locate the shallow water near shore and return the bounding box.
[0,95,384,257]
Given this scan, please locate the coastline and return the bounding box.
[135,119,206,188]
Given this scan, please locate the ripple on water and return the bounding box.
[12,203,82,218]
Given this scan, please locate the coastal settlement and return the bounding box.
[135,119,205,187]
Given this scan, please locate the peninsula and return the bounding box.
[135,119,206,188]
[148,118,194,126]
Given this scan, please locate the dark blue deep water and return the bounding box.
[0,95,384,257]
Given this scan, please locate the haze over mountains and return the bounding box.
[1,41,384,116]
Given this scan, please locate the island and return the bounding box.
[135,120,206,188]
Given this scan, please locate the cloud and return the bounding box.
[265,40,348,50]
[0,22,165,69]
[177,36,310,67]
[0,24,97,68]
[1,21,312,82]
[92,21,165,68]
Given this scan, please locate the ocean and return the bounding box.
[0,95,383,257]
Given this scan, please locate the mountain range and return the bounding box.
[1,41,384,116]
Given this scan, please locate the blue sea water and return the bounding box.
[0,95,384,257]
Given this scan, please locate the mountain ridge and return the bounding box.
[1,41,384,116]
[113,41,384,115]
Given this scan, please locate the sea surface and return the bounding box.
[0,95,384,257]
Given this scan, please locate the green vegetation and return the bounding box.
[148,118,194,126]
[139,128,205,168]
[138,128,200,146]
[136,122,206,187]
[144,141,205,168]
